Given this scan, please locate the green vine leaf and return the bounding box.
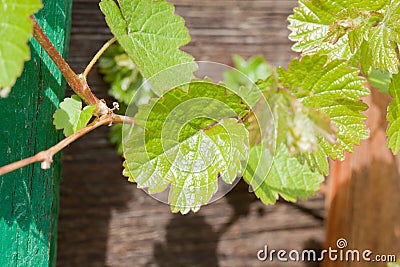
[53,95,96,137]
[100,0,197,94]
[277,55,369,160]
[244,143,324,205]
[288,0,400,74]
[387,73,400,153]
[248,83,331,182]
[288,0,348,59]
[0,0,43,97]
[123,80,249,214]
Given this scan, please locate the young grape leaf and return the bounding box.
[311,0,389,13]
[387,73,400,153]
[99,0,197,94]
[243,143,324,205]
[288,0,400,74]
[123,80,250,213]
[247,54,366,190]
[53,95,96,137]
[0,0,43,97]
[277,55,369,160]
[245,92,328,202]
[288,0,336,52]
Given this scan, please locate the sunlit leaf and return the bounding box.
[123,80,250,213]
[289,0,400,73]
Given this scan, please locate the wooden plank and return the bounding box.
[0,1,71,266]
[324,89,400,267]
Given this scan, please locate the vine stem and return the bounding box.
[4,17,137,177]
[82,37,117,79]
[0,114,134,176]
[31,16,102,109]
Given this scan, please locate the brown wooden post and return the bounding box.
[324,88,400,266]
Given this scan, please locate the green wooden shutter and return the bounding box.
[0,0,72,266]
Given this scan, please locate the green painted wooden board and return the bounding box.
[0,0,71,266]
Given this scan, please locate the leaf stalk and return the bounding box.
[82,37,117,79]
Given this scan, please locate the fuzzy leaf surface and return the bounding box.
[124,119,248,214]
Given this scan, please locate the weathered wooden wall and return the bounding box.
[57,1,325,266]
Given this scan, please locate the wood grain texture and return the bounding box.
[324,89,400,267]
[0,1,72,266]
[57,1,324,266]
